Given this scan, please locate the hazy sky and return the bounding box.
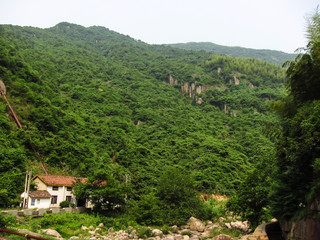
[1,0,319,53]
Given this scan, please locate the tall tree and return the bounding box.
[271,7,320,220]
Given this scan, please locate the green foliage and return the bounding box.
[0,22,285,217]
[130,192,162,225]
[227,168,272,227]
[59,200,74,208]
[169,42,296,65]
[135,226,153,238]
[156,167,208,225]
[15,213,102,238]
[202,198,227,221]
[0,213,17,228]
[270,8,320,221]
[74,168,126,213]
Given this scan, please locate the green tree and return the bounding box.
[74,169,126,213]
[270,7,320,221]
[156,166,206,224]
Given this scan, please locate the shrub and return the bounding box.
[136,226,153,238]
[130,192,163,225]
[59,200,74,208]
[0,213,17,228]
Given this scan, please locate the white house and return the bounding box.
[20,190,52,209]
[31,175,87,208]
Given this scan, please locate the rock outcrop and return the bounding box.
[188,217,205,232]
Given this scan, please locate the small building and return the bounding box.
[31,175,87,208]
[28,190,52,208]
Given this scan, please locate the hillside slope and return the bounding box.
[0,22,285,206]
[168,42,296,65]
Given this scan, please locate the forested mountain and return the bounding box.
[168,42,296,65]
[0,22,285,222]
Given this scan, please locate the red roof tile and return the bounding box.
[29,190,52,198]
[33,175,87,187]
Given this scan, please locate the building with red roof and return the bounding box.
[28,175,88,208]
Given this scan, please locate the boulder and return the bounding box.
[200,230,211,238]
[152,229,163,237]
[213,234,235,240]
[226,221,250,233]
[81,226,88,231]
[174,235,183,240]
[189,236,199,240]
[225,223,231,229]
[180,225,189,230]
[98,223,104,227]
[205,223,219,231]
[171,225,179,231]
[187,217,205,232]
[41,229,63,239]
[163,237,175,240]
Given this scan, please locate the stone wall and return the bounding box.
[1,207,90,217]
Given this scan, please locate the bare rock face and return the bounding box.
[187,217,205,232]
[282,217,320,240]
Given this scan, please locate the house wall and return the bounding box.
[34,178,47,190]
[28,197,51,209]
[46,185,75,207]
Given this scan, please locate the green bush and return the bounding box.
[130,192,163,225]
[201,198,226,221]
[160,225,172,234]
[136,226,153,238]
[60,200,74,208]
[0,214,6,228]
[0,213,17,228]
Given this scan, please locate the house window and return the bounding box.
[67,187,72,191]
[51,195,57,204]
[31,198,35,206]
[52,186,59,191]
[66,196,72,202]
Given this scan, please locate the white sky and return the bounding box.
[0,0,319,53]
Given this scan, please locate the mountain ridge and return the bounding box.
[167,41,296,65]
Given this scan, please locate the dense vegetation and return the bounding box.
[0,20,290,225]
[169,42,296,65]
[228,8,320,226]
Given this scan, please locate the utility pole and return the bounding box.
[25,170,32,209]
[22,171,28,208]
